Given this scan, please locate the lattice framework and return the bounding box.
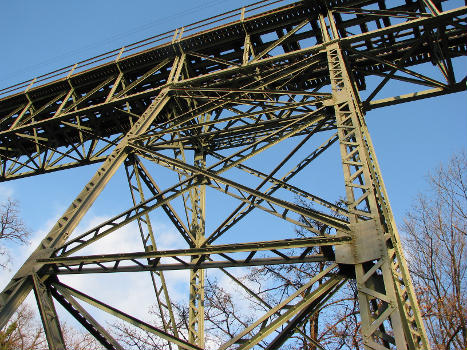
[0,0,466,349]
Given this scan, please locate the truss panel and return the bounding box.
[0,1,466,349]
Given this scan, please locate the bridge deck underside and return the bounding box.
[0,2,465,349]
[0,0,465,180]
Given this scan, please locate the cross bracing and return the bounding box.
[0,0,465,349]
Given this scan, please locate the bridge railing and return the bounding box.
[0,0,293,99]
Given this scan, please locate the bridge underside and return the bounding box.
[0,0,465,349]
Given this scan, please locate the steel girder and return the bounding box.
[0,1,465,180]
[0,0,466,349]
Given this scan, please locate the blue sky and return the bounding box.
[0,0,465,337]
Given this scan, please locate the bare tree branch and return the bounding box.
[403,151,467,350]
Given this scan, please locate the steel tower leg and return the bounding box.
[32,274,67,350]
[325,40,430,349]
[188,147,206,347]
[0,89,171,333]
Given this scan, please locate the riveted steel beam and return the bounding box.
[32,274,66,350]
[1,1,466,349]
[0,89,171,328]
[50,286,124,350]
[53,282,203,350]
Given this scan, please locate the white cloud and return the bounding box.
[1,205,193,333]
[2,206,266,342]
[56,213,191,325]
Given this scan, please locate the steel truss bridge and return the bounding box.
[0,0,465,349]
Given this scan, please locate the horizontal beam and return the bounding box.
[343,6,467,45]
[367,83,467,110]
[46,255,328,274]
[42,236,350,265]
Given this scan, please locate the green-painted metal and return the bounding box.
[124,156,180,347]
[0,1,466,349]
[32,274,66,350]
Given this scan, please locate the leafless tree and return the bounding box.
[0,198,30,269]
[403,151,467,350]
[0,302,105,350]
[109,153,466,350]
[0,199,104,350]
[203,277,256,346]
[0,200,39,350]
[62,323,106,350]
[0,304,46,350]
[112,319,168,350]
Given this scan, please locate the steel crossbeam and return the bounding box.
[41,236,348,267]
[0,0,465,349]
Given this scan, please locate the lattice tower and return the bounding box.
[0,1,466,349]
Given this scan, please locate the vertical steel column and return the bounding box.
[188,147,206,347]
[124,156,179,346]
[325,35,430,349]
[328,10,430,349]
[169,47,207,346]
[327,40,403,349]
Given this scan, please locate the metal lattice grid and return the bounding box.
[0,0,466,349]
